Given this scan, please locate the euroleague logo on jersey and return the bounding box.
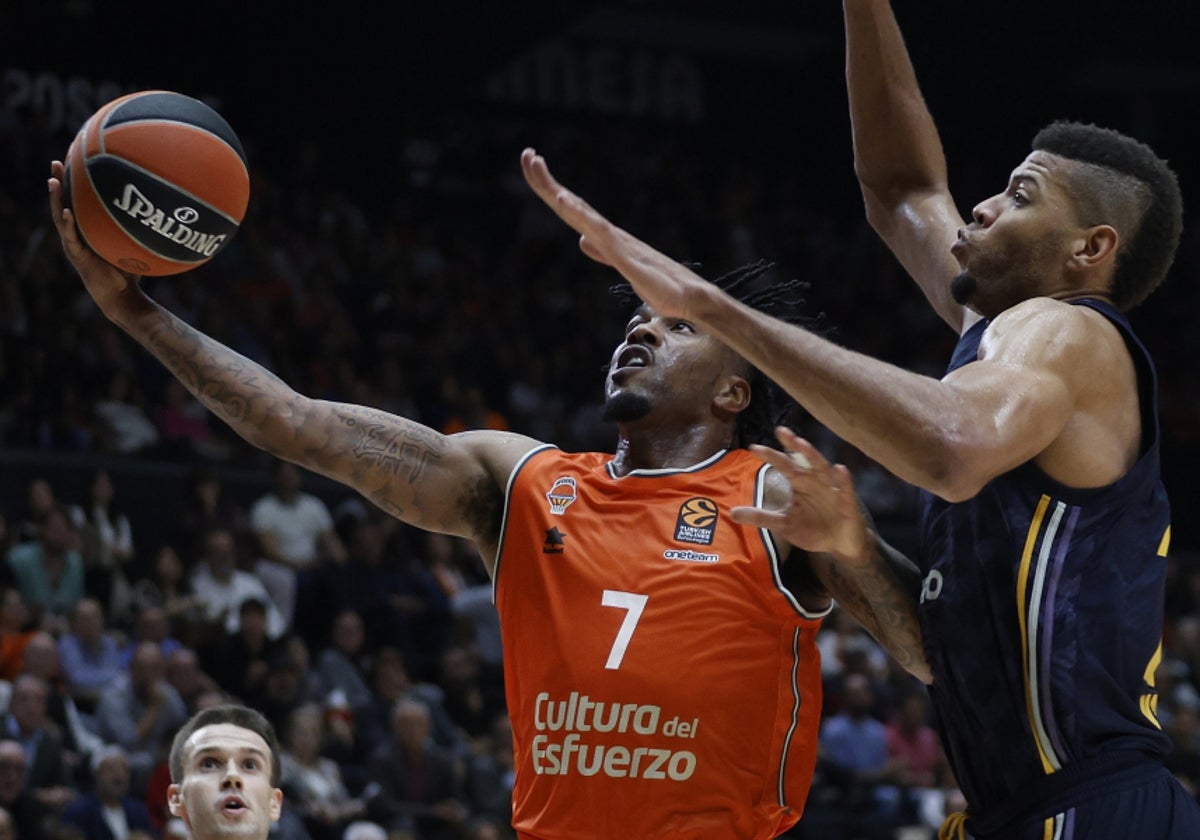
[674,497,718,545]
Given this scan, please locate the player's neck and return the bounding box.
[1047,288,1115,305]
[611,426,731,476]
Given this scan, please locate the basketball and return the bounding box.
[63,90,249,277]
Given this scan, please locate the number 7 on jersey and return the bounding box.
[601,590,648,670]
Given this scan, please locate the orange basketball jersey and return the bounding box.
[494,446,827,839]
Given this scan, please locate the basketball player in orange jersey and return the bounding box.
[516,0,1199,834]
[48,160,927,839]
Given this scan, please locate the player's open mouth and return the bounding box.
[220,796,247,814]
[613,345,652,372]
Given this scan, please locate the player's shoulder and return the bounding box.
[983,297,1116,364]
[752,457,795,516]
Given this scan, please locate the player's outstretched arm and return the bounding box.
[737,428,931,684]
[521,151,1087,501]
[49,162,536,565]
[843,0,970,333]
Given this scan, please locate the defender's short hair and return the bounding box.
[1032,120,1183,310]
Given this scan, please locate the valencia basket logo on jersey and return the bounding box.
[546,476,577,516]
[674,497,718,545]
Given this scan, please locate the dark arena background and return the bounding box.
[2,2,1200,838]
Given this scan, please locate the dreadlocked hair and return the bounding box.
[610,260,821,449]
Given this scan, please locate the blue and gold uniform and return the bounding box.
[919,299,1200,839]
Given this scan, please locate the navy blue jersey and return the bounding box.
[917,299,1173,822]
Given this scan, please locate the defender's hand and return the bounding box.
[732,426,870,561]
[520,147,709,321]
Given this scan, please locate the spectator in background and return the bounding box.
[92,371,160,457]
[464,713,514,829]
[57,599,123,712]
[278,704,367,840]
[258,639,321,736]
[0,589,35,683]
[67,470,135,614]
[199,599,281,710]
[448,583,503,696]
[2,674,73,818]
[130,546,202,650]
[435,645,503,746]
[172,468,252,571]
[816,672,904,839]
[19,632,105,785]
[189,529,286,644]
[153,379,230,462]
[92,642,188,793]
[250,461,347,640]
[359,648,464,767]
[119,608,182,668]
[885,688,952,830]
[162,648,219,717]
[367,699,468,840]
[328,514,426,674]
[6,507,84,635]
[61,745,156,840]
[816,606,889,683]
[0,741,44,840]
[14,480,60,546]
[0,516,12,583]
[314,611,372,715]
[386,536,454,684]
[0,807,15,840]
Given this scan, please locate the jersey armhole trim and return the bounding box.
[491,443,558,603]
[756,463,832,620]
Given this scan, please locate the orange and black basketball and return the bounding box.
[63,90,249,277]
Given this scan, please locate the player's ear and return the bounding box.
[1069,224,1118,270]
[269,787,283,822]
[167,784,185,818]
[715,373,751,414]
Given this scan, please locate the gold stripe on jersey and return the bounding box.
[1138,526,1171,729]
[1017,494,1068,775]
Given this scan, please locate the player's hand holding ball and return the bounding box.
[50,90,249,292]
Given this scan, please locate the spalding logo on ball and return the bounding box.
[64,90,249,277]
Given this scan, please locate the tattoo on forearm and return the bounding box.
[336,409,445,482]
[142,312,290,431]
[823,549,928,677]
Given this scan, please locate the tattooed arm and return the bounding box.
[739,428,931,684]
[49,163,538,570]
[806,528,928,684]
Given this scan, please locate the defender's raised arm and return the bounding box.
[844,0,970,333]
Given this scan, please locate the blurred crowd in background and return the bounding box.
[3,45,1200,839]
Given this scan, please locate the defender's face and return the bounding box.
[168,723,282,840]
[951,151,1083,317]
[605,305,737,423]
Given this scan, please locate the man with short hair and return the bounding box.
[93,642,188,792]
[2,674,72,816]
[190,530,286,642]
[250,460,348,638]
[0,742,43,840]
[61,746,156,840]
[57,598,123,710]
[166,704,284,840]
